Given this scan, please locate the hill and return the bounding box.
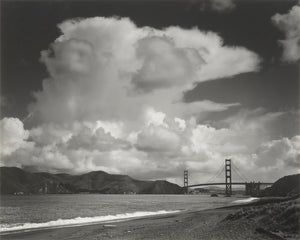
[262,174,300,197]
[0,167,183,195]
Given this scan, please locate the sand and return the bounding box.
[1,198,299,240]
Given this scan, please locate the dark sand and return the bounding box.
[2,201,298,240]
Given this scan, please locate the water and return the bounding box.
[0,194,242,233]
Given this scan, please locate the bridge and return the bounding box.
[184,159,273,196]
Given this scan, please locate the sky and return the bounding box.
[1,0,299,185]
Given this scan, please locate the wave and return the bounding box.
[232,197,259,204]
[0,210,180,233]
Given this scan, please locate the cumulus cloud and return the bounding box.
[254,136,300,168]
[0,118,31,156]
[67,122,129,151]
[30,123,72,146]
[5,16,296,184]
[136,125,181,153]
[3,144,73,172]
[28,17,260,124]
[131,36,199,93]
[3,107,297,184]
[272,4,300,62]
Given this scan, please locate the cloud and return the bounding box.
[3,144,73,172]
[187,0,236,13]
[136,125,181,153]
[28,16,260,124]
[0,118,31,156]
[210,0,236,12]
[30,123,72,146]
[131,36,200,93]
[220,108,284,149]
[254,136,300,169]
[164,27,260,81]
[6,16,296,184]
[1,107,297,183]
[272,4,300,62]
[67,122,129,151]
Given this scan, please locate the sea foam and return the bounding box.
[232,197,259,204]
[0,210,180,233]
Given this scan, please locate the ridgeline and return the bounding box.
[0,167,183,195]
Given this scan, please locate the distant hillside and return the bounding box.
[262,174,300,197]
[0,167,183,195]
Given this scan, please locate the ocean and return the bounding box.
[0,194,244,233]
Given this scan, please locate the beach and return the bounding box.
[2,197,299,240]
[2,0,300,238]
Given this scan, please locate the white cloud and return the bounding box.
[67,122,129,151]
[1,107,297,183]
[0,118,31,156]
[28,16,260,125]
[144,107,167,127]
[95,120,124,139]
[174,117,186,130]
[219,108,284,152]
[30,123,72,146]
[254,136,300,168]
[131,36,199,93]
[164,27,261,82]
[272,4,300,62]
[4,16,296,184]
[3,144,73,172]
[136,125,181,153]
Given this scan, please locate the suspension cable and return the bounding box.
[205,161,224,184]
[234,163,249,181]
[232,162,249,182]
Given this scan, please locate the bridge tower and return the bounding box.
[225,159,232,196]
[184,170,188,194]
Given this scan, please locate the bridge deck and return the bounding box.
[188,182,273,188]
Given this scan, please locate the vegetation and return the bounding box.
[0,167,183,195]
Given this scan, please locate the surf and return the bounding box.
[0,210,180,234]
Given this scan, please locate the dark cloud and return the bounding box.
[185,63,299,112]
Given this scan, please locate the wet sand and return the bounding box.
[2,202,297,240]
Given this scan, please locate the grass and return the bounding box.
[224,197,300,238]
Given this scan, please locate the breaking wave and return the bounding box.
[232,197,259,204]
[0,210,180,233]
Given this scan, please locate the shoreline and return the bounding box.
[0,210,183,236]
[0,195,247,236]
[1,196,298,240]
[0,207,235,240]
